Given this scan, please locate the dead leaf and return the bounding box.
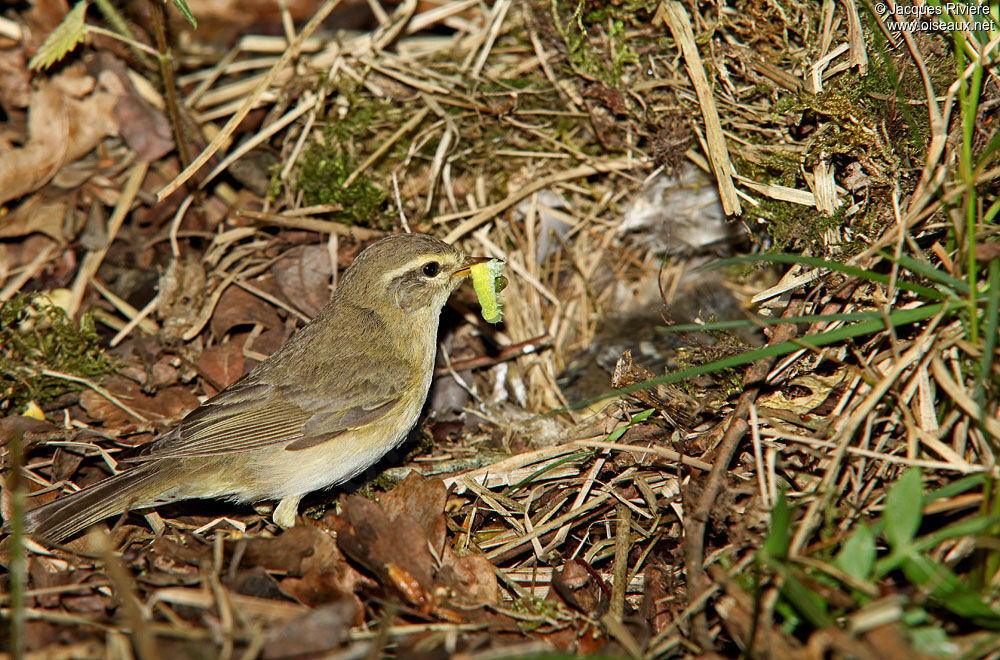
[0,47,31,109]
[438,549,498,607]
[640,564,676,634]
[271,244,333,317]
[975,241,1000,262]
[551,559,603,615]
[157,253,206,343]
[239,524,316,574]
[278,520,368,608]
[0,414,61,447]
[228,566,285,600]
[0,234,59,277]
[0,193,68,242]
[379,472,448,557]
[96,62,173,161]
[386,562,431,610]
[78,376,199,428]
[261,599,358,660]
[197,340,246,396]
[336,494,437,608]
[0,64,120,205]
[210,285,282,337]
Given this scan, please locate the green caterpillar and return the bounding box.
[470,259,507,323]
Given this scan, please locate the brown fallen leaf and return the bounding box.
[0,47,31,109]
[0,414,61,447]
[334,474,499,612]
[279,520,368,609]
[78,376,199,428]
[210,285,282,337]
[379,471,448,556]
[261,599,359,660]
[157,252,207,343]
[0,192,68,242]
[551,559,604,615]
[239,524,317,575]
[640,563,679,634]
[197,340,246,396]
[975,241,1000,262]
[271,244,334,318]
[437,549,498,608]
[90,53,173,161]
[336,493,437,610]
[386,562,431,611]
[0,64,120,205]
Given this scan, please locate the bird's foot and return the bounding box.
[272,496,301,528]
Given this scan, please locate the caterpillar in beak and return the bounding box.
[470,259,507,323]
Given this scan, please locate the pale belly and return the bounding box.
[207,381,430,503]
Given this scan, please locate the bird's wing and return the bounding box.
[132,368,410,460]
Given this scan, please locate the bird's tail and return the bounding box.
[17,461,176,543]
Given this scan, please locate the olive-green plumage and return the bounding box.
[22,234,490,542]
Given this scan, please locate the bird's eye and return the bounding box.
[422,261,440,277]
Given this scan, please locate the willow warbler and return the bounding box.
[23,234,490,542]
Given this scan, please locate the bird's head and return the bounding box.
[338,233,490,316]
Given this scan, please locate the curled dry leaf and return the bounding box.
[386,562,431,611]
[334,474,499,611]
[0,193,68,242]
[210,285,282,338]
[261,599,359,660]
[378,471,448,555]
[78,376,199,428]
[336,493,437,608]
[551,559,603,615]
[0,65,120,206]
[277,519,368,610]
[271,244,334,318]
[91,54,174,161]
[437,549,499,607]
[196,340,246,396]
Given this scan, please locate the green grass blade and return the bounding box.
[567,302,950,412]
[976,259,999,404]
[925,474,987,502]
[503,450,594,497]
[880,251,969,296]
[660,310,890,334]
[763,492,791,560]
[834,523,876,582]
[901,553,1000,628]
[708,253,944,300]
[884,468,923,549]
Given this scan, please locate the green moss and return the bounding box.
[0,294,116,414]
[291,91,411,229]
[509,596,565,631]
[355,472,403,500]
[295,129,392,229]
[550,0,640,87]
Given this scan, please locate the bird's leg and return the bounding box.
[272,495,302,528]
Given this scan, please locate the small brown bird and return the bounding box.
[22,234,489,542]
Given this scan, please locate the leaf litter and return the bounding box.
[1,0,999,658]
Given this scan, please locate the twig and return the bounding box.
[442,160,637,243]
[157,0,344,201]
[37,368,149,424]
[237,209,384,241]
[682,298,802,648]
[661,1,741,215]
[67,163,149,318]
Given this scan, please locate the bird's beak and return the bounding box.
[452,256,492,278]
